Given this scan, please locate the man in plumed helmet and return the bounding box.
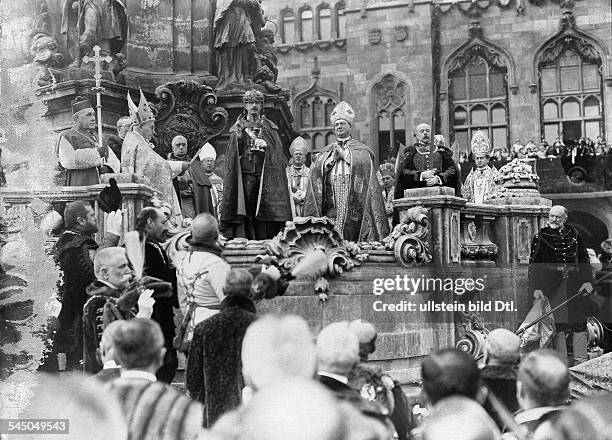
[303,101,389,242]
[220,90,292,239]
[55,96,111,186]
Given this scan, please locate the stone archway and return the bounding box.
[567,210,608,252]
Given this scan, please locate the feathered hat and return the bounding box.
[379,162,395,178]
[289,136,310,156]
[330,101,355,126]
[127,89,155,126]
[470,130,491,156]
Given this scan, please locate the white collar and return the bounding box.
[121,370,157,382]
[318,371,349,384]
[103,360,120,369]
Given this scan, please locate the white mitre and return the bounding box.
[198,142,217,161]
[330,101,355,126]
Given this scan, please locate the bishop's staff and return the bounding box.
[82,46,120,173]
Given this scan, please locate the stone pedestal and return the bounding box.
[120,0,217,89]
[395,187,466,267]
[38,79,131,133]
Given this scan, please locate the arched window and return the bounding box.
[335,2,346,39]
[281,9,295,45]
[299,8,313,42]
[294,85,338,152]
[448,48,509,155]
[318,5,332,41]
[372,74,407,162]
[538,38,604,145]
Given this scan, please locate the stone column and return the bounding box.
[121,0,216,90]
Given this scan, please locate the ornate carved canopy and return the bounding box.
[154,80,229,158]
[447,44,508,74]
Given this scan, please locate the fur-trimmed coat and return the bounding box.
[186,295,257,427]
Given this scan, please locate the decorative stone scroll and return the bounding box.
[154,80,229,158]
[383,205,432,267]
[258,217,368,301]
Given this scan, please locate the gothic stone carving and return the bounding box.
[368,29,381,45]
[383,206,432,267]
[447,44,507,74]
[154,80,229,158]
[259,217,368,301]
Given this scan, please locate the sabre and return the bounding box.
[82,45,112,152]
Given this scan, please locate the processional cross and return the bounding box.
[82,46,112,151]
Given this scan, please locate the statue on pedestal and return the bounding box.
[462,130,499,204]
[213,0,265,91]
[220,90,291,239]
[61,0,127,69]
[303,101,389,242]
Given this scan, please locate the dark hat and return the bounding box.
[97,178,122,213]
[71,96,93,115]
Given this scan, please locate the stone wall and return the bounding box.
[265,0,612,163]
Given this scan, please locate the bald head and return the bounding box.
[548,205,568,230]
[485,328,520,366]
[241,379,344,440]
[517,349,569,408]
[190,213,219,245]
[316,322,360,376]
[422,396,500,440]
[416,123,432,144]
[242,314,316,391]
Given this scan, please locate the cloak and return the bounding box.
[220,115,292,223]
[213,0,264,48]
[189,158,216,217]
[462,165,499,204]
[55,128,101,186]
[121,131,180,212]
[303,139,389,242]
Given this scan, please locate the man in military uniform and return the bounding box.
[528,205,596,365]
[220,90,291,239]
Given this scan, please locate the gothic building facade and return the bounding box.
[266,0,612,164]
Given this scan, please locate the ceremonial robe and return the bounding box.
[394,144,461,198]
[528,225,595,325]
[304,139,389,242]
[286,164,311,218]
[462,165,499,204]
[186,295,257,427]
[121,131,180,212]
[220,115,291,237]
[55,128,103,186]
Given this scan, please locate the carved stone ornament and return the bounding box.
[368,29,382,45]
[447,44,506,74]
[394,26,408,42]
[467,221,477,242]
[461,244,499,259]
[154,80,229,158]
[373,74,407,111]
[383,206,432,267]
[539,35,601,67]
[259,217,368,301]
[516,218,531,263]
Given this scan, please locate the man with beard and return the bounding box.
[528,205,596,365]
[132,207,178,383]
[303,101,389,241]
[220,90,291,239]
[394,124,461,198]
[52,201,122,371]
[82,247,156,374]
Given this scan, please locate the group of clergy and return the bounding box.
[56,91,500,243]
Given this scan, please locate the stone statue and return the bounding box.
[303,101,389,242]
[29,33,64,87]
[213,0,265,91]
[62,0,127,68]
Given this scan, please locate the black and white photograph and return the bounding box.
[0,0,611,439]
